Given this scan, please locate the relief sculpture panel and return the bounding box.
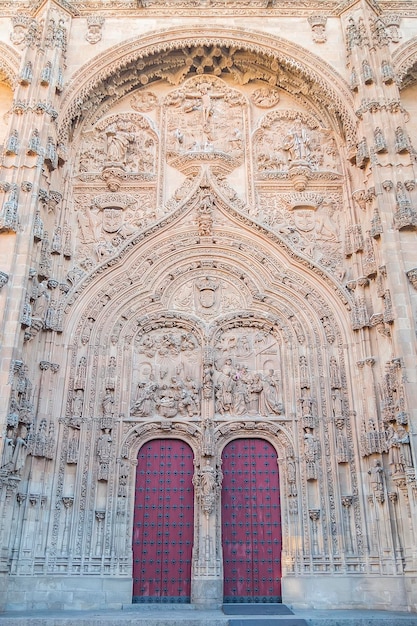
[214,328,283,418]
[164,75,246,174]
[76,112,158,181]
[253,111,342,180]
[130,330,202,419]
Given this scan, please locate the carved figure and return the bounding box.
[387,425,413,473]
[304,428,318,480]
[156,383,178,418]
[75,357,87,389]
[329,356,341,389]
[284,118,310,162]
[32,280,49,321]
[106,121,135,163]
[194,460,222,514]
[259,370,282,415]
[251,87,280,108]
[1,431,15,469]
[71,390,84,426]
[202,364,214,399]
[368,459,384,493]
[102,389,114,417]
[287,454,297,496]
[232,369,249,415]
[332,390,343,418]
[11,430,28,474]
[97,429,112,480]
[215,358,235,414]
[67,433,79,464]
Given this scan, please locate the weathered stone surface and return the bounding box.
[0,0,417,615]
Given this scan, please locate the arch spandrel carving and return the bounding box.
[64,168,352,327]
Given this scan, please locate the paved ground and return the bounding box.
[0,604,417,626]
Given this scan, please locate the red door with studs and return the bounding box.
[133,439,194,603]
[222,438,282,603]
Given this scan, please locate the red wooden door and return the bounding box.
[222,438,282,603]
[133,439,194,603]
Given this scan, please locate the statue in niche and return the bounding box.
[332,390,343,418]
[329,356,341,389]
[287,454,297,496]
[32,280,50,322]
[202,363,214,399]
[368,459,384,493]
[300,393,314,417]
[11,427,28,474]
[387,425,413,473]
[284,118,311,162]
[304,427,318,480]
[193,460,222,515]
[102,389,114,417]
[71,389,84,427]
[67,432,79,464]
[1,429,15,470]
[97,428,112,480]
[202,418,215,456]
[81,318,95,345]
[336,429,349,463]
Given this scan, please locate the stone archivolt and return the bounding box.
[57,28,356,148]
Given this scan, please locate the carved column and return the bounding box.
[191,456,223,608]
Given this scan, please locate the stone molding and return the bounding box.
[0,41,21,86]
[392,35,417,85]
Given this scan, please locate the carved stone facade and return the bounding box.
[0,0,417,615]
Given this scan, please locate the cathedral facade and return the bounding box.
[1,0,417,613]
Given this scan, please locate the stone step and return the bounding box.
[0,607,416,626]
[222,604,294,615]
[228,615,308,626]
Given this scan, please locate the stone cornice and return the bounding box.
[1,0,416,17]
